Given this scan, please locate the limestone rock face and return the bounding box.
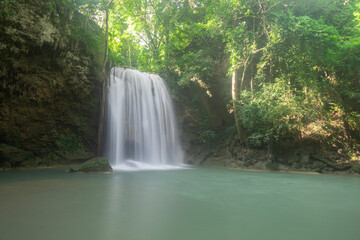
[0,0,105,168]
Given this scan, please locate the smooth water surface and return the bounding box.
[1,167,360,240]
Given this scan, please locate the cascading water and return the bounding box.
[105,67,184,171]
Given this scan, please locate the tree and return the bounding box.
[103,0,360,157]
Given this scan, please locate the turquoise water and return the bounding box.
[1,167,360,240]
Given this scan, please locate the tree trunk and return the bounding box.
[232,55,252,143]
[232,68,240,134]
[97,0,113,156]
[128,44,132,68]
[97,81,107,155]
[232,68,247,142]
[102,0,112,75]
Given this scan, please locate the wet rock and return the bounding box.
[69,157,112,173]
[265,161,279,171]
[299,151,310,164]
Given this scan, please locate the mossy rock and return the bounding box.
[69,157,112,173]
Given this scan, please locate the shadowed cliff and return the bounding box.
[0,0,105,168]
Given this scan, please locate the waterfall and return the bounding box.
[105,67,184,170]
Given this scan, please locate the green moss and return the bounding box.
[69,157,112,173]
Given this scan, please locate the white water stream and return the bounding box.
[105,67,184,171]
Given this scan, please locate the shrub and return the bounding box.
[237,79,321,147]
[200,130,216,144]
[56,133,83,153]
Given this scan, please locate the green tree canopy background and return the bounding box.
[83,0,360,160]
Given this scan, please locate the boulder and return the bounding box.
[69,157,112,173]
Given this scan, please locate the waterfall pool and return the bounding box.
[1,167,359,240]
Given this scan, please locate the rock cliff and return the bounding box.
[0,0,105,168]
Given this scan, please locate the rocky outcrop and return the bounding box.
[69,157,112,173]
[185,135,360,175]
[0,0,105,168]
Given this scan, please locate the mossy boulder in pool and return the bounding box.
[69,157,112,173]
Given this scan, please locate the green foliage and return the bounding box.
[0,0,18,21]
[75,0,103,25]
[238,80,305,147]
[353,164,360,174]
[200,130,216,144]
[56,133,84,153]
[102,0,360,155]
